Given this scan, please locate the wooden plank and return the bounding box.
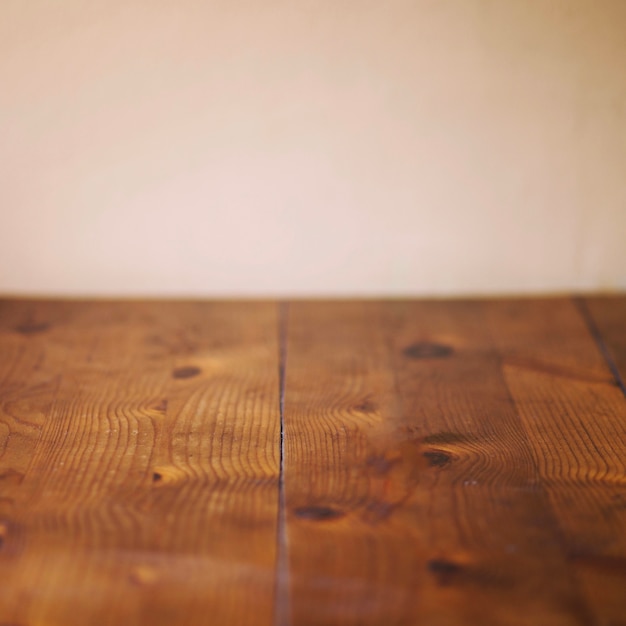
[0,300,280,626]
[282,300,588,626]
[484,297,626,626]
[583,295,626,395]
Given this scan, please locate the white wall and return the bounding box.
[1,0,625,296]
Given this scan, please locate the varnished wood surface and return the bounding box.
[1,296,625,625]
[0,301,281,626]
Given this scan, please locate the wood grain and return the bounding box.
[484,297,626,626]
[2,296,626,626]
[0,300,280,626]
[281,301,591,626]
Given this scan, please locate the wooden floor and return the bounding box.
[0,297,625,626]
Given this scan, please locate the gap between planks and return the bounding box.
[274,301,290,626]
[573,297,626,399]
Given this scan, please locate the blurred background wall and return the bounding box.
[1,0,625,296]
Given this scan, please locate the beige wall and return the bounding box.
[1,0,625,296]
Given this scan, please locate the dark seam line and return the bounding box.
[574,296,626,399]
[273,301,290,626]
